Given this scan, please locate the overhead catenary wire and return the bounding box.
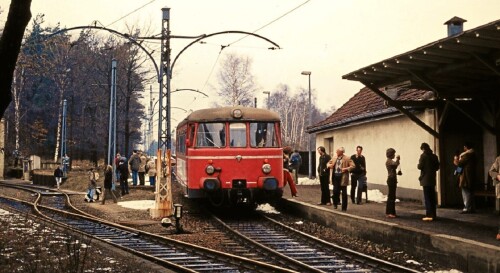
[193,0,311,98]
[227,0,311,47]
[106,0,158,28]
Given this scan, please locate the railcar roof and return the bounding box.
[179,106,280,125]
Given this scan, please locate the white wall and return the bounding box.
[315,110,437,194]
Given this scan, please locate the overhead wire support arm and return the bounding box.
[46,25,161,83]
[170,30,281,75]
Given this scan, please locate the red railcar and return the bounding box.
[175,106,284,206]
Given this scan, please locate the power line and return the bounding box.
[200,49,224,95]
[227,0,311,46]
[106,0,158,28]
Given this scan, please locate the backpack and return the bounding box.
[290,154,300,165]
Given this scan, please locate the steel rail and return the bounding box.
[0,184,295,273]
[210,211,420,273]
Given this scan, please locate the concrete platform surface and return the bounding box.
[279,184,500,273]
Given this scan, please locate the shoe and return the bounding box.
[326,202,332,206]
[333,205,338,209]
[422,217,433,221]
[292,194,298,197]
[459,210,470,214]
[386,214,397,218]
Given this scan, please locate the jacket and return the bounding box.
[118,162,129,178]
[54,168,63,178]
[104,169,113,189]
[129,153,141,171]
[455,149,477,190]
[139,154,147,172]
[327,155,355,186]
[386,158,400,185]
[417,150,440,187]
[488,156,500,198]
[147,160,157,177]
[317,154,331,177]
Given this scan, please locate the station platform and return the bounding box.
[278,184,500,273]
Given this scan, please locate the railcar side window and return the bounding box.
[229,123,247,147]
[250,122,278,147]
[196,123,225,148]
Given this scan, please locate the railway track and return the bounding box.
[210,211,420,273]
[0,182,420,272]
[0,183,295,273]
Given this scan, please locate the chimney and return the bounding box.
[444,16,467,37]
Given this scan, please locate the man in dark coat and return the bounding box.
[317,146,331,205]
[118,157,130,195]
[417,143,440,221]
[53,165,64,189]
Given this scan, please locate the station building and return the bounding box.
[308,17,500,211]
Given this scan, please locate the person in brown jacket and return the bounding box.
[488,155,500,240]
[453,142,477,214]
[327,147,355,211]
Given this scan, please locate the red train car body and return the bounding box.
[175,106,284,206]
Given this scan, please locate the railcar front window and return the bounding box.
[196,123,225,148]
[229,123,247,147]
[250,122,278,147]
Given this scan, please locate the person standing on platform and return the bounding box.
[327,147,354,211]
[128,150,141,186]
[283,147,298,197]
[54,165,63,189]
[101,165,117,204]
[453,142,477,214]
[147,158,157,187]
[86,168,98,202]
[114,153,121,182]
[350,146,367,204]
[487,155,500,240]
[385,148,400,218]
[289,149,302,185]
[138,152,147,186]
[118,157,130,195]
[317,146,331,205]
[417,143,440,221]
[62,154,70,175]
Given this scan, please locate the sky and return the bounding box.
[1,0,500,126]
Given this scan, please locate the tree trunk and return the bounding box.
[0,0,32,119]
[53,95,64,162]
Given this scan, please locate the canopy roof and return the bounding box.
[342,19,500,99]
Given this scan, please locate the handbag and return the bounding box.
[396,165,402,176]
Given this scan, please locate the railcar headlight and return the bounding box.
[232,108,243,119]
[206,165,215,175]
[262,163,271,174]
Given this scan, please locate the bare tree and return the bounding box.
[0,0,32,119]
[216,53,257,107]
[10,62,26,151]
[268,85,329,150]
